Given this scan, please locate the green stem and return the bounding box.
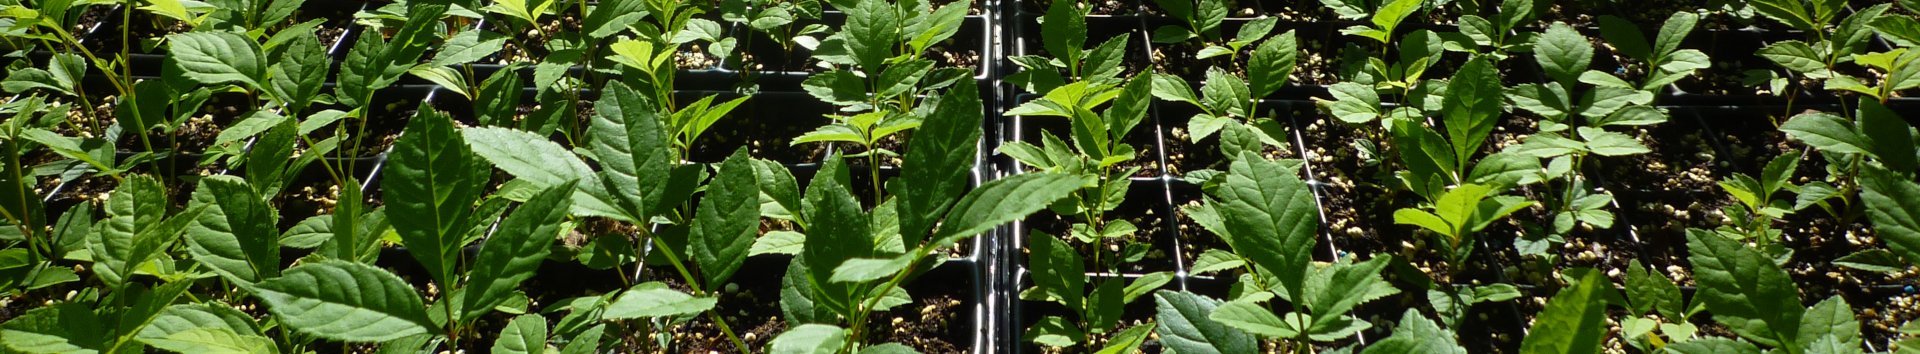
[644,230,751,354]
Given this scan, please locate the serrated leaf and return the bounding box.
[1578,127,1649,156]
[799,157,870,316]
[0,303,105,353]
[1535,22,1593,83]
[1442,57,1502,167]
[1519,269,1609,354]
[1211,154,1316,301]
[1861,166,1920,267]
[899,82,981,247]
[589,81,672,222]
[138,304,260,342]
[771,324,846,354]
[431,30,508,67]
[169,32,265,88]
[464,181,574,319]
[1687,231,1802,347]
[1028,231,1084,308]
[1667,337,1763,354]
[141,327,277,354]
[1799,296,1860,350]
[1249,30,1297,99]
[1154,291,1257,354]
[185,176,279,286]
[384,109,489,286]
[1208,301,1299,338]
[463,126,620,219]
[602,282,717,319]
[492,315,547,354]
[1759,41,1827,74]
[690,150,761,289]
[930,173,1087,248]
[252,260,436,342]
[266,32,325,114]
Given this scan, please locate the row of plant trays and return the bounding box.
[23,0,1919,351]
[32,1,1009,347]
[1000,0,1920,107]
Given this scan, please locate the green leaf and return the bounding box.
[1248,30,1297,98]
[898,82,982,247]
[583,0,644,38]
[799,157,870,315]
[602,282,717,319]
[1687,230,1802,347]
[431,30,508,67]
[1360,312,1464,354]
[1323,82,1381,124]
[463,126,620,219]
[0,303,104,353]
[930,173,1087,248]
[1751,0,1817,31]
[1758,40,1827,74]
[1026,316,1081,347]
[266,32,325,114]
[142,327,278,354]
[464,181,575,319]
[407,65,471,97]
[1860,166,1920,267]
[1799,296,1860,350]
[1370,0,1424,38]
[1208,301,1299,338]
[843,0,897,73]
[185,176,280,286]
[1833,249,1907,273]
[1873,16,1920,47]
[492,315,548,354]
[384,108,489,286]
[1189,249,1246,275]
[1153,291,1257,354]
[588,81,673,222]
[1781,112,1870,155]
[91,176,202,287]
[1041,0,1086,65]
[828,254,913,283]
[168,32,266,88]
[771,324,847,354]
[253,260,436,342]
[1535,22,1594,83]
[1094,324,1155,354]
[1519,269,1610,354]
[751,231,806,256]
[1597,16,1651,61]
[1858,98,1916,173]
[1668,337,1763,354]
[1578,127,1650,156]
[1027,232,1085,308]
[1307,256,1396,321]
[1211,154,1316,301]
[690,150,761,289]
[138,304,260,342]
[1624,260,1683,318]
[1441,57,1502,167]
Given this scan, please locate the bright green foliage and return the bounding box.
[1520,269,1614,354]
[184,176,280,286]
[1154,290,1258,354]
[462,181,576,320]
[1340,0,1425,45]
[252,260,436,342]
[384,108,489,286]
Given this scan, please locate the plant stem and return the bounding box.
[644,230,751,354]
